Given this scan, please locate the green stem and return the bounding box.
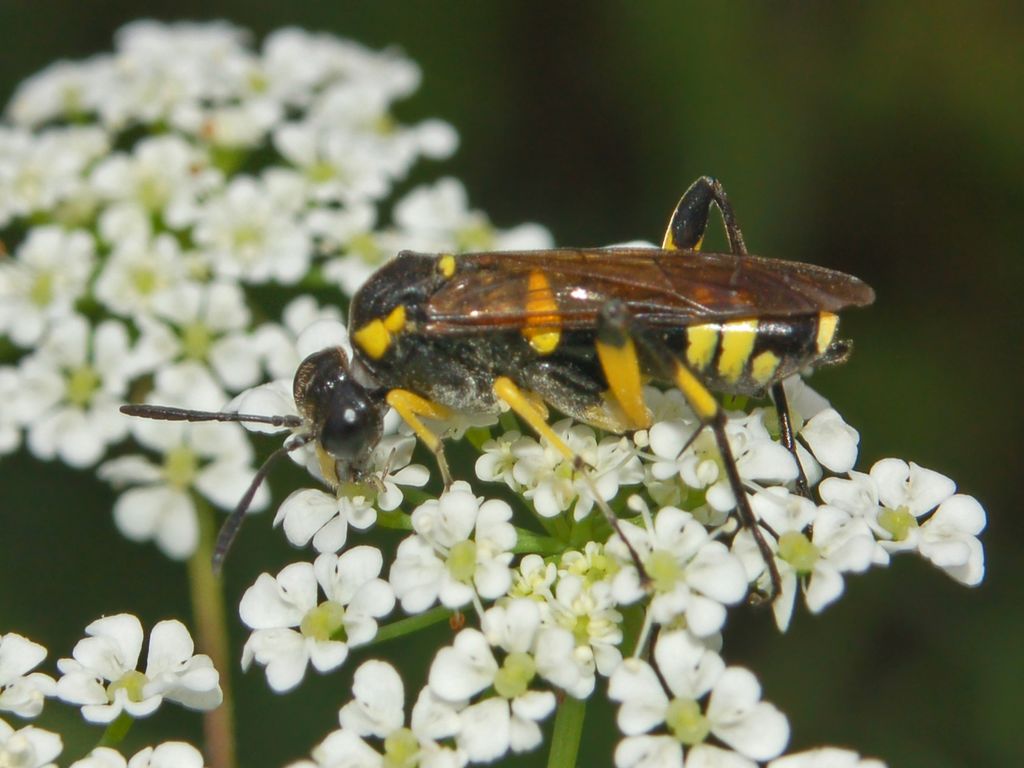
[370,607,452,645]
[96,711,133,748]
[547,695,587,768]
[187,500,237,768]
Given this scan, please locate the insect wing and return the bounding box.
[424,248,874,333]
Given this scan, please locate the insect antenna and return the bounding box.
[212,433,314,574]
[120,404,303,429]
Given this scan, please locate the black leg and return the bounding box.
[771,382,810,498]
[663,176,749,256]
[622,309,782,599]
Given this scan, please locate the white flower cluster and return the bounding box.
[2,20,989,768]
[0,618,216,768]
[0,20,550,560]
[234,317,985,768]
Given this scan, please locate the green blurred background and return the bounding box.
[1,2,1020,767]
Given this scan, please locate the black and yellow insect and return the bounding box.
[124,177,874,591]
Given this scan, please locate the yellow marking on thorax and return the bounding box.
[816,312,839,353]
[522,270,562,354]
[686,325,719,371]
[751,350,781,385]
[438,254,456,278]
[383,305,406,333]
[352,305,408,360]
[716,319,759,383]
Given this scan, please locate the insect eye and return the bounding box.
[318,379,383,465]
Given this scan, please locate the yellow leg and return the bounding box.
[595,332,652,431]
[492,377,574,461]
[386,389,454,485]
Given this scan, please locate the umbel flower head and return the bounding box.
[0,19,989,768]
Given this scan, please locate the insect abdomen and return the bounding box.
[673,311,839,395]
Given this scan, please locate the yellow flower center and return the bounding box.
[645,549,682,593]
[665,697,710,744]
[878,506,918,541]
[65,366,100,407]
[446,540,478,583]
[29,271,54,306]
[778,531,820,574]
[163,446,199,489]
[300,600,347,642]
[382,727,419,768]
[493,652,536,699]
[181,322,212,360]
[106,669,148,703]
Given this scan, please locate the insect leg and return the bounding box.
[626,318,782,598]
[385,389,454,487]
[663,176,748,256]
[492,377,574,461]
[596,301,653,431]
[492,376,649,577]
[770,382,810,498]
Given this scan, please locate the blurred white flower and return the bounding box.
[0,634,55,719]
[0,226,94,346]
[99,416,268,560]
[0,718,62,768]
[15,315,142,467]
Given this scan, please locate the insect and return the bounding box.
[123,177,874,594]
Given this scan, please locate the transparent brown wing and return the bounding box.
[423,248,874,332]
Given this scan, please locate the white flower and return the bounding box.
[253,296,343,381]
[0,126,108,226]
[429,603,557,763]
[99,417,268,560]
[292,660,466,768]
[768,747,887,768]
[15,315,138,468]
[648,410,798,514]
[56,615,221,723]
[872,458,956,525]
[71,743,207,768]
[137,281,261,393]
[389,482,516,613]
[508,554,557,600]
[509,420,644,520]
[0,226,95,346]
[734,489,875,632]
[89,134,220,220]
[0,634,56,718]
[917,494,986,586]
[240,549,395,692]
[798,408,859,474]
[192,174,311,284]
[394,178,552,253]
[609,630,789,766]
[273,122,392,204]
[543,573,623,682]
[609,503,748,637]
[316,206,425,297]
[0,368,21,456]
[0,718,62,768]
[274,433,429,554]
[93,232,193,322]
